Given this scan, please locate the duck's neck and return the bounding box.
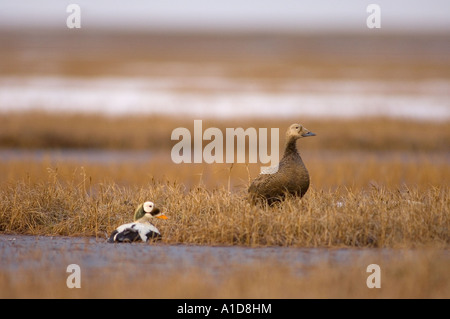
[283,137,300,158]
[137,214,152,224]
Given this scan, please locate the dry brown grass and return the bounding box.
[0,114,448,247]
[1,112,449,152]
[1,150,448,190]
[0,164,448,248]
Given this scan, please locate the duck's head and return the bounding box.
[286,123,316,141]
[134,201,168,221]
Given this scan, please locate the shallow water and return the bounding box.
[0,234,397,276]
[2,234,448,299]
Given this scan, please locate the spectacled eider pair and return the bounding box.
[108,201,168,243]
[108,123,315,244]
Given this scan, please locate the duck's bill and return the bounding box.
[156,214,168,220]
[302,131,316,137]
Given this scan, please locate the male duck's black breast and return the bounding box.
[145,230,162,241]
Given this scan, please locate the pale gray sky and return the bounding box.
[0,0,449,33]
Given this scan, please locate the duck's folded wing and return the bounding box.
[248,171,281,195]
[134,223,162,242]
[116,228,142,242]
[108,222,141,243]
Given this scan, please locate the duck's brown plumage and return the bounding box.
[248,123,315,205]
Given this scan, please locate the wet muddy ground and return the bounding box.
[0,234,408,277]
[1,234,448,298]
[1,234,355,270]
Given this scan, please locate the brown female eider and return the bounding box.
[248,123,316,205]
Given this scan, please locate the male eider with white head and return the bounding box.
[248,123,316,205]
[108,201,168,243]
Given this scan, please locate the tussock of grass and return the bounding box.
[1,168,448,248]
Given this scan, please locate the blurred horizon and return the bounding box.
[0,1,449,121]
[1,0,450,34]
